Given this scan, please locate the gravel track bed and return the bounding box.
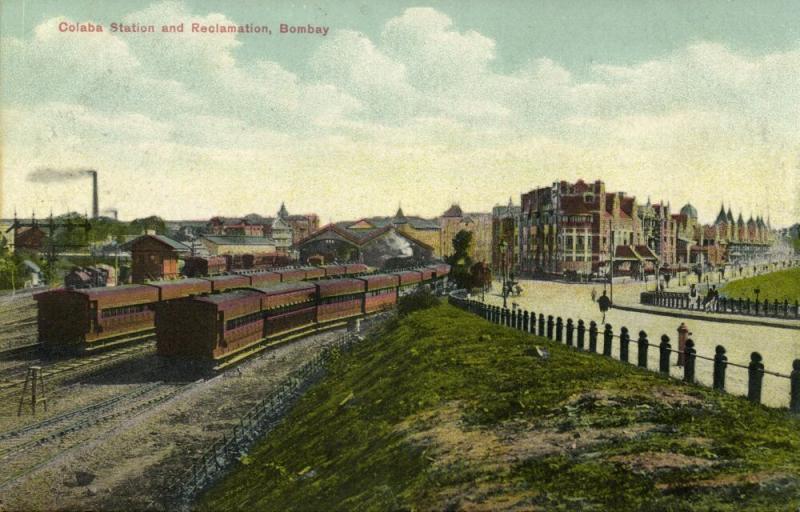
[0,325,358,511]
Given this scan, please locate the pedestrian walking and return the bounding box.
[591,287,597,302]
[597,290,611,324]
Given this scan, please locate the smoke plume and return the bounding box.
[28,168,95,182]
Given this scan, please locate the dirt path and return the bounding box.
[0,327,352,511]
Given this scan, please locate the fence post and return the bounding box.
[556,317,563,342]
[547,315,554,339]
[791,359,800,414]
[523,311,529,332]
[676,322,689,366]
[588,321,597,352]
[683,339,696,383]
[577,320,585,351]
[511,309,518,329]
[713,345,727,391]
[566,319,574,347]
[747,352,764,404]
[538,314,545,336]
[659,335,670,374]
[603,324,613,356]
[619,327,630,363]
[637,331,648,368]
[507,308,513,327]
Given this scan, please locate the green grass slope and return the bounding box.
[200,303,800,511]
[721,267,800,302]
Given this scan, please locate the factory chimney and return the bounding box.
[89,170,98,219]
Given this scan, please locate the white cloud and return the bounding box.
[2,3,798,225]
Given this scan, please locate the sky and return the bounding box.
[1,0,798,226]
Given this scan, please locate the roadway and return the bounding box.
[477,279,800,408]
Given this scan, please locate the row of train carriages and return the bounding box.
[34,263,450,369]
[182,253,294,278]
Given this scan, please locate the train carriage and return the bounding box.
[203,274,251,293]
[146,278,212,300]
[357,274,400,313]
[156,289,265,359]
[344,263,369,276]
[35,285,160,352]
[393,270,423,296]
[418,267,435,282]
[321,265,346,278]
[183,256,227,278]
[315,278,366,323]
[244,271,281,287]
[259,282,317,337]
[302,267,326,280]
[274,268,307,283]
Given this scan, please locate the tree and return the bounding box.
[445,230,474,289]
[129,216,167,235]
[0,257,17,293]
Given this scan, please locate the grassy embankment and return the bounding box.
[721,267,800,302]
[201,302,800,511]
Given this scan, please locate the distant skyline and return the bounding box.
[1,0,798,226]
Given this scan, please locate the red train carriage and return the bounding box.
[244,271,281,287]
[259,282,317,338]
[146,278,212,300]
[418,267,435,282]
[274,268,307,283]
[35,285,160,352]
[183,256,227,277]
[393,270,423,296]
[321,265,346,278]
[156,289,265,359]
[203,274,251,293]
[432,263,450,279]
[344,263,369,275]
[302,267,326,280]
[315,278,366,323]
[357,274,400,313]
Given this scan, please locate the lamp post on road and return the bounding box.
[499,240,508,309]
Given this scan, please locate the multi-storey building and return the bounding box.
[520,179,658,277]
[491,199,521,275]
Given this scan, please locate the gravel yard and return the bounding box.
[0,325,355,512]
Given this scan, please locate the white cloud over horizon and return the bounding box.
[2,3,798,225]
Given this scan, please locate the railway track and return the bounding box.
[0,382,167,456]
[0,381,195,490]
[0,318,36,331]
[0,341,156,399]
[0,343,41,361]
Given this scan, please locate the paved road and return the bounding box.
[479,279,799,408]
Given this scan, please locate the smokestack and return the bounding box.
[90,170,98,219]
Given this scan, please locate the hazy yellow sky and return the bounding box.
[2,1,798,225]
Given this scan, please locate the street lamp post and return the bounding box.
[499,240,508,309]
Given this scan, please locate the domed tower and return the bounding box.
[680,203,698,220]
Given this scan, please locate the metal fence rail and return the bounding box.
[449,291,800,413]
[165,312,393,510]
[641,291,800,319]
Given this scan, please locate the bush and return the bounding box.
[396,287,440,317]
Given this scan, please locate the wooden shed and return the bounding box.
[124,234,190,284]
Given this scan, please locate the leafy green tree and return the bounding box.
[129,216,167,235]
[0,257,18,291]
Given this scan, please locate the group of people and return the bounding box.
[689,284,719,311]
